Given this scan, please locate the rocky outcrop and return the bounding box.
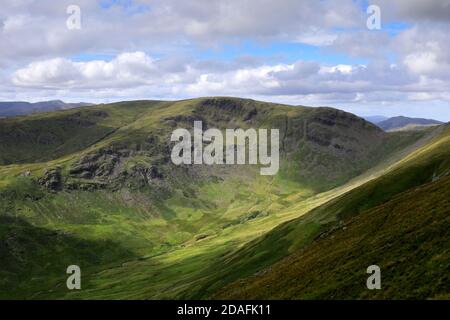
[38,167,63,191]
[69,149,124,179]
[66,133,171,190]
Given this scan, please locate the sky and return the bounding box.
[1,0,450,120]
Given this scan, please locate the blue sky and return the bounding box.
[1,0,450,121]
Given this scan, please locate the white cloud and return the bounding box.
[1,0,450,120]
[13,52,158,88]
[320,64,354,74]
[0,0,364,66]
[295,29,338,46]
[404,52,438,74]
[373,0,450,23]
[12,51,450,113]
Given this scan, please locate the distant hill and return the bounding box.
[377,116,443,131]
[363,115,388,124]
[0,100,92,118]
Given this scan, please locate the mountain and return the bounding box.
[377,116,443,131]
[0,97,447,299]
[0,97,396,192]
[0,100,92,118]
[363,115,388,124]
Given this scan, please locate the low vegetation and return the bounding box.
[0,97,447,299]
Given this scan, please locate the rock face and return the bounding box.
[69,148,125,179]
[11,98,394,194]
[194,97,264,123]
[38,167,63,191]
[67,133,171,191]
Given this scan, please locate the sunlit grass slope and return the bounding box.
[216,124,450,299]
[216,175,450,299]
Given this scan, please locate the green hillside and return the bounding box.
[217,124,450,299]
[0,97,446,299]
[0,101,163,165]
[216,174,450,299]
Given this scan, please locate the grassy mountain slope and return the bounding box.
[0,215,135,299]
[216,174,450,299]
[216,124,450,299]
[0,97,443,299]
[0,101,164,165]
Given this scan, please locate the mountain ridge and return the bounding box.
[377,116,443,131]
[0,100,93,118]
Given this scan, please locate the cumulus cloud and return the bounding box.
[1,0,450,120]
[374,0,450,23]
[13,52,158,88]
[0,0,365,66]
[393,26,450,80]
[12,51,450,109]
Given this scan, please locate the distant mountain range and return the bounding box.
[364,115,444,131]
[377,116,443,131]
[363,115,389,124]
[0,100,92,118]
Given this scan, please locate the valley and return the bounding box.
[0,97,448,299]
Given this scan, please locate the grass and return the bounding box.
[216,175,450,299]
[216,124,450,299]
[0,215,135,299]
[0,97,447,299]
